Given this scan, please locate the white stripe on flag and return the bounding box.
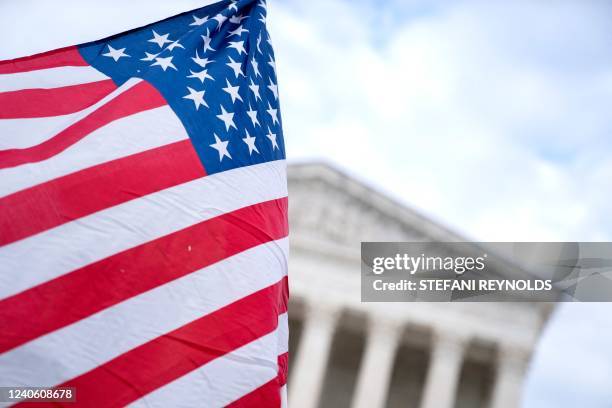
[0,159,287,299]
[277,313,290,356]
[0,105,186,197]
[0,240,288,389]
[129,315,289,408]
[281,385,288,408]
[0,77,139,151]
[278,311,289,356]
[0,65,109,93]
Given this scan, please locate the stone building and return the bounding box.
[285,162,554,408]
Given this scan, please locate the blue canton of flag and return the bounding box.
[79,0,284,175]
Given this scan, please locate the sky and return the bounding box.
[267,3,612,404]
[1,0,611,406]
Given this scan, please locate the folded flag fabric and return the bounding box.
[0,0,289,406]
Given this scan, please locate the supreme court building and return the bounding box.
[285,162,555,408]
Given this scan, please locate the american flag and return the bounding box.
[0,0,288,406]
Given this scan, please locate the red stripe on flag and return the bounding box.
[0,197,288,353]
[16,278,289,408]
[0,139,205,246]
[0,79,117,119]
[227,351,288,408]
[0,46,88,74]
[0,81,167,169]
[226,378,282,408]
[278,352,289,386]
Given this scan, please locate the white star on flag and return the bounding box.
[227,25,248,38]
[251,58,261,77]
[226,56,245,78]
[148,30,172,48]
[249,78,261,101]
[229,14,248,24]
[183,87,208,110]
[212,13,227,30]
[202,29,216,53]
[187,69,214,83]
[268,56,276,74]
[103,45,129,61]
[151,56,177,71]
[242,130,259,155]
[247,104,260,127]
[216,105,237,131]
[223,79,243,103]
[167,40,185,51]
[267,80,278,100]
[209,134,232,161]
[267,102,279,125]
[192,50,214,68]
[266,127,279,150]
[190,15,209,26]
[141,52,159,62]
[228,41,246,55]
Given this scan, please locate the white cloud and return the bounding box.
[524,303,612,407]
[268,0,612,242]
[0,0,214,59]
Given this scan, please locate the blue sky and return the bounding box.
[1,0,611,406]
[266,1,612,406]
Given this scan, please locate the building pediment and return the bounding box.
[287,162,556,293]
[288,162,465,254]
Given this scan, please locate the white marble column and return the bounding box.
[351,318,402,408]
[420,330,468,408]
[490,345,530,408]
[288,302,340,408]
